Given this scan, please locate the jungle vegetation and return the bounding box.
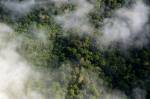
[0,0,149,99]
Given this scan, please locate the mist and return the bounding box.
[55,0,94,34]
[1,0,94,34]
[1,0,35,15]
[0,23,128,99]
[99,0,150,47]
[0,23,69,99]
[0,23,34,99]
[0,0,149,99]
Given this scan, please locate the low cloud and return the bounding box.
[1,0,35,15]
[98,0,150,47]
[0,23,34,99]
[55,0,94,34]
[0,0,149,99]
[0,23,68,99]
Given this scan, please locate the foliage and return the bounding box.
[0,0,149,99]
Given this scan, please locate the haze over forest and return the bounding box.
[0,0,149,99]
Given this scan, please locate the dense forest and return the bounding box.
[0,0,149,99]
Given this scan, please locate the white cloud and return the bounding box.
[98,0,150,47]
[55,0,94,34]
[2,0,35,15]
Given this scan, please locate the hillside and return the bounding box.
[0,0,149,99]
